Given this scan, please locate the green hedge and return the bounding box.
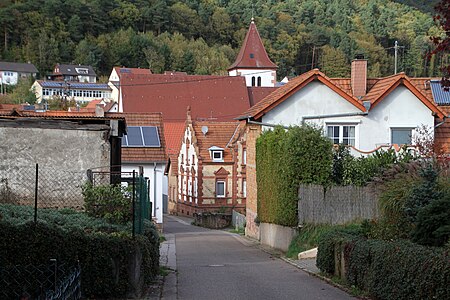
[317,231,450,300]
[256,125,332,226]
[0,205,159,298]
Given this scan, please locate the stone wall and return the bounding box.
[0,122,111,208]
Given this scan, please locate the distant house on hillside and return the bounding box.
[0,61,38,86]
[48,64,97,83]
[108,67,153,103]
[32,80,112,104]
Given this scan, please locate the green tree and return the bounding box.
[319,45,350,77]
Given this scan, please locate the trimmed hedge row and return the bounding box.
[0,205,159,298]
[317,231,450,300]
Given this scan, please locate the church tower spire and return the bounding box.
[228,19,277,87]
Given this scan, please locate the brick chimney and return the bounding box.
[95,104,104,117]
[351,56,367,98]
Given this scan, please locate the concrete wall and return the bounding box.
[260,222,298,252]
[0,123,111,208]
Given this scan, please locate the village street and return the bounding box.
[156,215,354,300]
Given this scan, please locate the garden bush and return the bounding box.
[0,205,160,298]
[317,229,450,300]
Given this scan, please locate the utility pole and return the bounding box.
[394,40,398,74]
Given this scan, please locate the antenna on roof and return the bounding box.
[251,2,254,22]
[202,126,209,136]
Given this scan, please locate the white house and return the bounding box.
[0,61,38,87]
[239,59,447,239]
[32,80,112,104]
[121,113,167,229]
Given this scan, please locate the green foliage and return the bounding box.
[0,0,444,79]
[0,205,160,298]
[317,230,450,300]
[332,145,414,186]
[82,182,132,225]
[257,125,332,226]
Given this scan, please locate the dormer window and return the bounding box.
[209,146,224,162]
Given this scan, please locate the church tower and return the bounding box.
[228,18,277,87]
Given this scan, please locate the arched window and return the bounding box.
[251,76,256,86]
[257,77,262,86]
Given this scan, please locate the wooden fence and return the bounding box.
[298,184,379,225]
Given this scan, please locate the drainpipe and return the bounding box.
[153,163,157,219]
[435,115,447,128]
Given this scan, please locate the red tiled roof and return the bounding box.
[0,109,125,120]
[114,67,152,77]
[241,69,365,119]
[121,74,251,121]
[242,70,446,120]
[193,121,241,163]
[362,73,445,118]
[228,20,277,70]
[121,113,167,163]
[247,87,278,106]
[164,122,185,155]
[435,105,450,154]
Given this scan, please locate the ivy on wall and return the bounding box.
[256,125,333,226]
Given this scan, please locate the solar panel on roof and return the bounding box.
[431,81,450,105]
[127,127,144,146]
[142,126,161,147]
[122,126,161,147]
[120,69,131,73]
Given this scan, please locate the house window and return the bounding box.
[251,76,256,87]
[243,149,247,165]
[216,181,225,197]
[391,128,413,145]
[242,179,247,197]
[212,151,223,161]
[257,77,261,87]
[327,125,355,146]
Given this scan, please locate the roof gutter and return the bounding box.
[301,111,368,123]
[247,118,290,129]
[434,115,448,128]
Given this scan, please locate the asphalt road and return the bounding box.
[162,215,354,300]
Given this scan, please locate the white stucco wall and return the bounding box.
[1,71,19,85]
[122,163,166,224]
[261,82,435,153]
[358,86,434,151]
[229,69,276,87]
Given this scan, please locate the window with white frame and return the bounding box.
[391,128,413,145]
[327,125,356,146]
[242,179,246,197]
[243,149,247,165]
[212,150,223,161]
[216,181,225,197]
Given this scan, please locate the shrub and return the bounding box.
[0,205,160,298]
[82,182,132,224]
[317,230,450,300]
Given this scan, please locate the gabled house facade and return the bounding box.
[176,109,246,216]
[0,61,38,86]
[49,64,97,83]
[239,59,447,239]
[121,113,167,228]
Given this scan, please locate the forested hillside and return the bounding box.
[0,0,446,80]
